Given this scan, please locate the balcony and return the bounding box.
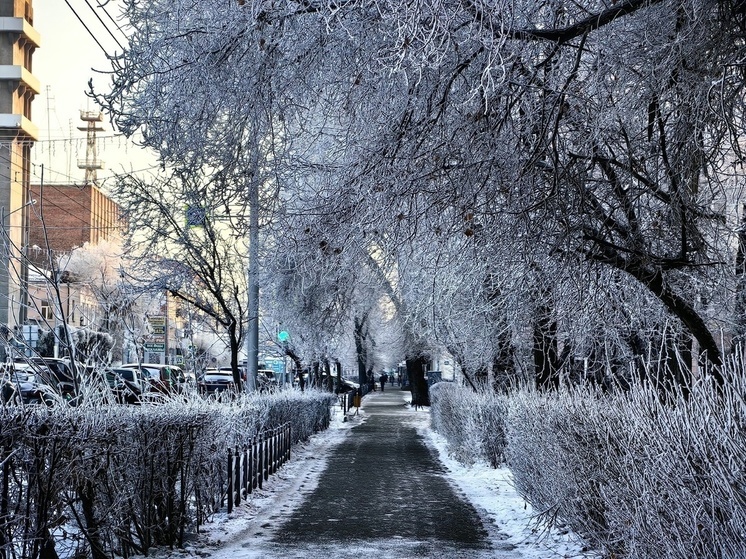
[0,17,40,48]
[0,64,40,95]
[0,113,38,140]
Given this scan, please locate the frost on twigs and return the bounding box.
[0,389,334,558]
[506,367,746,559]
[430,382,507,468]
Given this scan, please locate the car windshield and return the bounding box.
[9,370,34,382]
[141,367,160,380]
[114,369,136,382]
[203,372,233,382]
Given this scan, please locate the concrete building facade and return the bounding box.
[0,0,39,338]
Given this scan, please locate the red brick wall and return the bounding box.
[27,184,123,266]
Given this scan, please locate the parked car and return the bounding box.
[28,357,83,400]
[0,364,54,404]
[257,369,278,392]
[121,363,177,393]
[198,368,237,396]
[335,378,359,394]
[105,367,144,404]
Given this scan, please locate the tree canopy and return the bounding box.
[96,0,746,388]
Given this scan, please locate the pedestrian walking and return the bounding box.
[380,373,388,392]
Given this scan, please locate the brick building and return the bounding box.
[27,182,124,267]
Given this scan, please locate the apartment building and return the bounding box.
[0,0,39,339]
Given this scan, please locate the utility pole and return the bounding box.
[245,176,259,392]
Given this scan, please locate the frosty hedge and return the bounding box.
[0,389,335,558]
[431,376,746,559]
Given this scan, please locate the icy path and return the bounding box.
[153,390,599,559]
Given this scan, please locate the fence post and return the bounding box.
[248,439,254,494]
[227,447,234,514]
[258,433,264,490]
[234,446,241,507]
[242,445,249,498]
[264,431,270,481]
[282,423,288,465]
[272,427,280,475]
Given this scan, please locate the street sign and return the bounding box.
[144,343,165,352]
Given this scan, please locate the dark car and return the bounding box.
[121,363,177,394]
[335,378,359,394]
[198,368,237,396]
[105,367,144,404]
[257,369,278,392]
[0,364,54,404]
[28,357,82,400]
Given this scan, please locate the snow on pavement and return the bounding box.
[148,392,601,559]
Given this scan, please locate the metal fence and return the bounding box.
[226,423,292,513]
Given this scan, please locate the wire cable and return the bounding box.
[83,0,125,51]
[95,0,129,42]
[63,0,110,58]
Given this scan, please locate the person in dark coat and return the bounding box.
[380,373,388,392]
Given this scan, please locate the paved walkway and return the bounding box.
[229,389,516,558]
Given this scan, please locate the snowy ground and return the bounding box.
[148,392,601,559]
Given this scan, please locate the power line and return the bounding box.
[83,0,125,51]
[95,0,129,43]
[63,0,110,58]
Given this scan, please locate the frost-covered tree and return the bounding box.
[56,240,137,362]
[98,0,746,393]
[109,168,250,383]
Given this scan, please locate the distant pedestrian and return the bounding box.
[390,374,394,387]
[380,373,388,392]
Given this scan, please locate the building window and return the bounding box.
[40,301,53,321]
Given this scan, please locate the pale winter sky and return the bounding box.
[31,1,155,188]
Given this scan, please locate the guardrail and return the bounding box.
[226,423,291,513]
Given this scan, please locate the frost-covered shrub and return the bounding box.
[505,374,746,559]
[0,388,334,558]
[430,383,507,467]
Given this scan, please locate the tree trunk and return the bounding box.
[227,320,243,386]
[406,356,430,407]
[354,314,369,387]
[533,299,560,390]
[324,358,334,392]
[78,480,107,559]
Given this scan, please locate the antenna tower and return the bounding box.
[77,111,105,185]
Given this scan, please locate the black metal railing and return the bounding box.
[226,423,292,513]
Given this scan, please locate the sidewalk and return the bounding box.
[269,388,495,557]
[166,389,597,559]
